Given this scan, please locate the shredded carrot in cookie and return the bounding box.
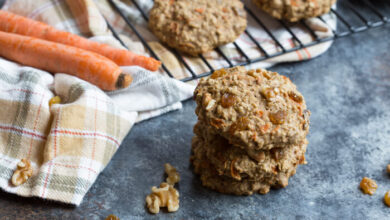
[290,0,298,7]
[297,105,303,116]
[251,132,257,141]
[272,125,280,133]
[260,124,270,133]
[195,8,204,13]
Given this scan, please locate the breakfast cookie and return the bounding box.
[148,0,247,56]
[192,156,273,195]
[194,66,310,151]
[252,0,336,22]
[193,121,307,182]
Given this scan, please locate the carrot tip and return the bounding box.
[116,73,133,89]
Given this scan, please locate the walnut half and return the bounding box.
[146,182,179,214]
[11,158,33,186]
[146,164,180,214]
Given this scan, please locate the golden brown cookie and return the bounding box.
[148,0,247,56]
[191,123,307,195]
[192,156,273,195]
[253,0,336,22]
[193,121,307,181]
[194,66,310,151]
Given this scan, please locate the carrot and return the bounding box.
[0,10,161,71]
[0,31,132,91]
[195,8,204,13]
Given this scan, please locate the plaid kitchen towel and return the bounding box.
[0,0,336,205]
[0,0,195,205]
[0,57,193,205]
[0,58,134,205]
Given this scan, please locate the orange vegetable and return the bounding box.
[195,8,204,13]
[0,10,161,71]
[0,31,132,91]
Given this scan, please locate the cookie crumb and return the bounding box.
[387,164,390,174]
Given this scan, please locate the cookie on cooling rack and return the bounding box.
[148,0,247,56]
[194,66,310,151]
[252,0,336,22]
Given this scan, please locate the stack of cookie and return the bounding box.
[191,66,310,195]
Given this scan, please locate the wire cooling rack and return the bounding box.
[107,0,389,82]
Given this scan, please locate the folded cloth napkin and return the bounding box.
[0,0,336,205]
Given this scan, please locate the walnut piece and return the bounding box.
[11,158,33,186]
[360,177,377,195]
[146,164,180,214]
[146,182,179,214]
[165,163,180,185]
[203,93,215,111]
[205,99,216,110]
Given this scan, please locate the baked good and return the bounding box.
[191,66,310,195]
[148,0,247,56]
[192,156,273,195]
[191,121,307,195]
[252,0,336,22]
[193,121,307,180]
[194,66,310,151]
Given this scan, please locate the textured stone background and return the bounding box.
[1,0,390,219]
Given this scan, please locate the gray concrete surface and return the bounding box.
[0,3,390,218]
